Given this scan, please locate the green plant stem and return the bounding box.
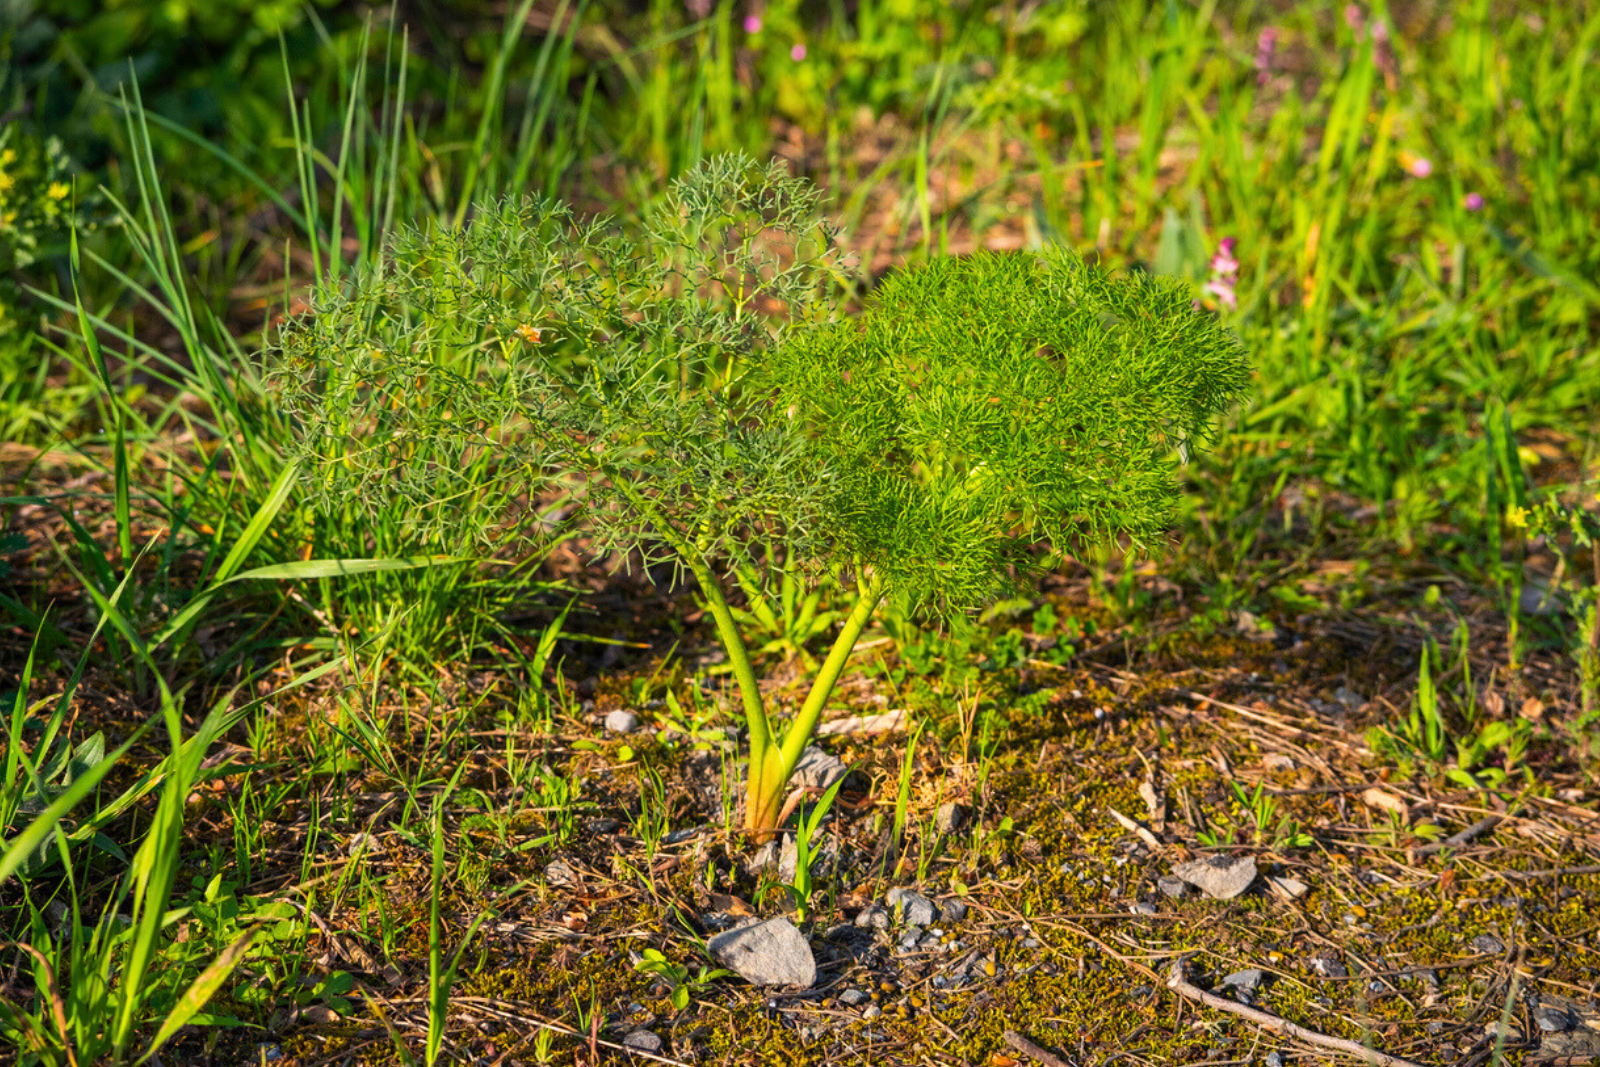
[1586,539,1600,720]
[606,481,768,749]
[687,554,770,752]
[746,571,887,835]
[608,479,888,837]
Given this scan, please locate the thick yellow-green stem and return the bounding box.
[743,571,887,838]
[606,482,890,841]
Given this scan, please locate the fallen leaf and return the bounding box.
[1361,787,1409,819]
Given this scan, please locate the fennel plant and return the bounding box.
[265,155,1250,840]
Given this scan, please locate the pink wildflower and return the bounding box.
[790,42,806,61]
[743,13,761,33]
[1255,27,1279,86]
[1463,192,1484,211]
[1203,237,1240,311]
[1370,17,1394,76]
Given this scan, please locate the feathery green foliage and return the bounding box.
[268,155,843,564]
[266,155,1248,837]
[764,248,1251,616]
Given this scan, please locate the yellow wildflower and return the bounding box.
[515,323,542,344]
[1505,505,1529,529]
[0,172,14,194]
[0,149,14,166]
[48,181,70,200]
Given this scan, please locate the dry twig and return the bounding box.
[1166,959,1428,1067]
[1003,1030,1074,1067]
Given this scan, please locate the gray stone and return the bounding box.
[1223,968,1265,993]
[744,840,782,877]
[622,1029,663,1053]
[1410,968,1441,988]
[838,988,869,1007]
[792,746,849,790]
[1471,933,1505,955]
[1132,902,1158,916]
[544,857,578,887]
[941,899,968,923]
[1332,686,1366,709]
[1520,580,1566,617]
[854,904,890,931]
[1535,1006,1576,1033]
[1265,1052,1286,1067]
[1172,854,1257,900]
[885,887,937,927]
[934,802,971,834]
[604,709,640,734]
[708,917,816,988]
[1157,874,1191,898]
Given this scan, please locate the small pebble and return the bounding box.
[622,1029,663,1054]
[1536,1006,1575,1033]
[838,988,868,1007]
[935,801,971,834]
[1265,1052,1286,1067]
[885,887,938,927]
[544,858,578,887]
[604,709,640,734]
[1157,875,1191,898]
[1222,969,1265,993]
